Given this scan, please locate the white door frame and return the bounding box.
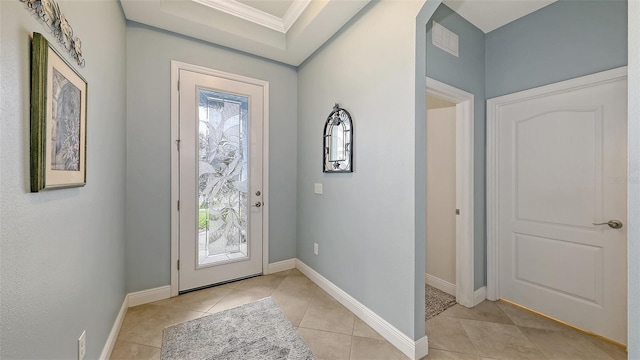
[170,60,270,297]
[485,66,628,301]
[426,77,476,308]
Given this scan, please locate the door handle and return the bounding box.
[252,202,263,208]
[592,220,623,229]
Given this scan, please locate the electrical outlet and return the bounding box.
[78,331,86,360]
[313,242,319,255]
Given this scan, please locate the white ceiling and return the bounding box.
[235,0,294,18]
[442,0,557,33]
[119,0,557,66]
[120,0,370,66]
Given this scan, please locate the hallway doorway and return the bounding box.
[425,78,476,310]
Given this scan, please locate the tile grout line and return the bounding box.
[348,331,355,360]
[514,326,552,360]
[493,301,552,360]
[455,308,550,360]
[450,316,482,358]
[349,308,357,360]
[116,339,161,350]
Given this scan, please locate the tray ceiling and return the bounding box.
[120,0,557,66]
[120,0,370,66]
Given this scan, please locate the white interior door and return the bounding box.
[178,68,265,292]
[494,69,627,344]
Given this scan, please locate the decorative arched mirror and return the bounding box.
[323,104,353,173]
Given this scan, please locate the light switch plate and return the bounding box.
[314,183,323,194]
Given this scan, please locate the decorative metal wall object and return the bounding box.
[323,104,353,173]
[20,0,85,67]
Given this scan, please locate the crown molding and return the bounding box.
[193,0,285,32]
[282,0,311,31]
[193,0,311,33]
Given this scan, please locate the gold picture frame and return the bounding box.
[30,32,87,192]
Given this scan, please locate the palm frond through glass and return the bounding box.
[198,89,249,261]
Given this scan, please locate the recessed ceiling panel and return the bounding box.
[236,0,293,18]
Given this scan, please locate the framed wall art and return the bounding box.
[30,32,87,192]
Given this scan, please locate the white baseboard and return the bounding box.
[473,286,487,307]
[415,336,429,359]
[295,260,428,360]
[100,285,172,359]
[267,258,296,274]
[99,296,128,360]
[128,285,171,307]
[425,273,456,296]
[103,264,440,360]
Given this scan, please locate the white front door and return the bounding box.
[178,68,266,292]
[493,69,627,344]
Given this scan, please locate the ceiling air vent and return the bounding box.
[432,21,459,57]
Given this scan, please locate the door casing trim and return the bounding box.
[485,66,628,301]
[170,60,270,297]
[426,77,476,307]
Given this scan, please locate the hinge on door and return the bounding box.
[177,200,180,211]
[176,139,180,151]
[456,209,460,215]
[177,259,180,271]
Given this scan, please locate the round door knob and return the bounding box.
[253,202,262,208]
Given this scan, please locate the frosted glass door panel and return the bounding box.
[197,89,249,267]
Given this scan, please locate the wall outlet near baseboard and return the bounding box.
[78,330,86,360]
[313,242,319,255]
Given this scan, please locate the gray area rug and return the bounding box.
[426,285,457,321]
[161,297,316,360]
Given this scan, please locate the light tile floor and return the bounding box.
[111,269,628,360]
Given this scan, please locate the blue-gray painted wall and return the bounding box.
[426,4,486,290]
[426,0,627,291]
[0,1,127,358]
[297,0,430,339]
[486,0,628,98]
[416,0,443,337]
[125,23,298,292]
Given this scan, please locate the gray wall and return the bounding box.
[486,0,628,99]
[125,23,298,292]
[415,0,442,337]
[297,0,428,340]
[0,1,127,359]
[423,0,628,292]
[627,1,639,355]
[426,4,486,289]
